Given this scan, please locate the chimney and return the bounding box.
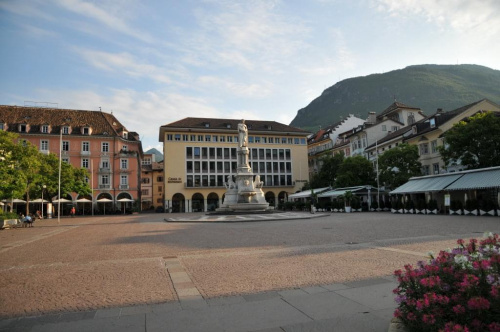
[367,112,376,124]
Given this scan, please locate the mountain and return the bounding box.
[145,148,163,162]
[290,64,500,131]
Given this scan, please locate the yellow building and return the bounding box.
[159,118,310,212]
[405,99,500,175]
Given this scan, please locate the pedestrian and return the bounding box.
[70,206,76,218]
[23,214,33,227]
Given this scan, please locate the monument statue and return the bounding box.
[216,119,270,213]
[238,119,248,148]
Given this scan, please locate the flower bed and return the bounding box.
[393,233,500,332]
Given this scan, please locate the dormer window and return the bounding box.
[62,126,70,134]
[203,122,210,128]
[226,123,231,129]
[266,125,272,130]
[41,125,49,133]
[408,113,415,125]
[123,132,128,139]
[82,127,91,135]
[122,145,128,151]
[19,124,27,132]
[430,118,436,128]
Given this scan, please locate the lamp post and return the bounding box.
[41,185,46,219]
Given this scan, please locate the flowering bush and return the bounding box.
[393,233,500,332]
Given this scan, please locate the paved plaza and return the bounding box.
[1,212,499,331]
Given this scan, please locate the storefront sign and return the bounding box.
[168,177,182,183]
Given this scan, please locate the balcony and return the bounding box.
[119,185,129,190]
[80,150,90,156]
[99,184,111,189]
[99,168,111,173]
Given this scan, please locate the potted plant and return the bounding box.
[370,200,378,212]
[343,191,353,213]
[479,198,495,216]
[449,200,463,215]
[427,199,438,214]
[404,199,414,214]
[464,198,478,216]
[415,199,426,214]
[351,196,361,212]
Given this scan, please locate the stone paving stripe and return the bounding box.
[94,307,122,319]
[301,286,329,295]
[120,305,152,316]
[371,245,429,257]
[320,283,350,291]
[177,288,202,297]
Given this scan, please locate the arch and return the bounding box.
[96,193,114,215]
[116,192,134,214]
[207,192,219,212]
[265,191,276,207]
[278,191,288,203]
[116,192,133,200]
[172,193,185,213]
[192,193,204,212]
[75,194,93,216]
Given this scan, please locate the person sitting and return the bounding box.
[23,214,33,227]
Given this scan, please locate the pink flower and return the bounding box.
[422,314,436,325]
[457,239,465,246]
[443,322,470,332]
[467,297,490,310]
[393,308,402,318]
[488,322,500,332]
[406,312,417,321]
[453,305,465,315]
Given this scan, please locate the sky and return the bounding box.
[1,0,499,151]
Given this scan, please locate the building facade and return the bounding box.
[0,105,143,214]
[141,152,164,211]
[159,118,310,212]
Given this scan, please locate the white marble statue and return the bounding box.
[238,119,248,148]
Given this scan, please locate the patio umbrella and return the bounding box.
[2,199,26,213]
[117,198,134,214]
[97,198,113,215]
[76,198,92,216]
[52,198,72,203]
[30,199,49,203]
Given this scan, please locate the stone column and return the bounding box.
[204,199,208,212]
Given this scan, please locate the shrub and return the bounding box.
[284,201,294,211]
[450,200,463,211]
[417,199,427,211]
[393,233,500,332]
[385,200,392,209]
[480,198,495,212]
[370,201,378,210]
[404,200,414,210]
[0,211,19,221]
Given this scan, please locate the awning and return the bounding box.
[317,186,366,198]
[288,187,330,199]
[445,168,500,190]
[390,174,462,194]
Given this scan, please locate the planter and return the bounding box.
[388,318,409,332]
[479,209,495,216]
[426,209,438,215]
[2,219,20,229]
[497,209,500,217]
[333,208,338,213]
[464,209,478,216]
[376,208,381,212]
[345,206,352,213]
[450,210,462,215]
[391,208,397,214]
[370,208,375,212]
[415,209,425,215]
[353,208,362,212]
[404,209,414,214]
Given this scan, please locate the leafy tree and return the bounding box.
[0,131,25,200]
[335,155,376,187]
[439,112,500,169]
[309,152,344,188]
[378,144,422,189]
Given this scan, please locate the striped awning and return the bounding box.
[445,169,500,190]
[288,187,330,199]
[390,174,462,194]
[317,186,366,198]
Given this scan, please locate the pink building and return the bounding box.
[0,105,143,214]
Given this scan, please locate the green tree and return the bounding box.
[439,112,500,169]
[309,152,344,188]
[378,144,422,189]
[335,155,376,187]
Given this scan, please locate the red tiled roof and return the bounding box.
[0,105,138,141]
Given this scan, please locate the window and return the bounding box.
[408,113,415,125]
[158,186,162,192]
[422,165,430,175]
[288,138,293,144]
[197,135,203,141]
[382,125,387,131]
[62,157,69,163]
[40,140,49,151]
[0,123,4,130]
[419,143,429,155]
[123,132,128,139]
[433,163,440,174]
[300,138,306,145]
[248,136,254,143]
[269,137,274,144]
[186,147,193,158]
[167,134,173,141]
[142,189,149,195]
[82,127,90,135]
[175,134,181,141]
[281,137,287,144]
[431,140,438,153]
[122,145,128,151]
[255,136,260,143]
[101,175,109,185]
[121,175,128,185]
[213,135,218,142]
[194,147,200,158]
[62,141,69,151]
[157,176,163,182]
[102,142,109,152]
[121,159,128,169]
[82,158,89,169]
[220,135,225,142]
[41,125,49,133]
[227,136,233,143]
[142,178,150,184]
[190,134,196,141]
[142,158,151,165]
[391,126,399,132]
[62,126,69,134]
[183,134,188,141]
[19,124,27,132]
[430,118,436,128]
[82,142,90,152]
[101,160,109,169]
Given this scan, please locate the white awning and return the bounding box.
[318,186,366,198]
[288,187,330,199]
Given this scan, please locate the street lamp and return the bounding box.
[41,185,46,219]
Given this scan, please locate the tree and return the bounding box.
[335,155,376,187]
[0,131,24,200]
[378,144,422,189]
[439,112,500,169]
[309,152,344,188]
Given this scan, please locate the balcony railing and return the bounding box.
[119,185,129,190]
[99,184,111,189]
[99,168,111,173]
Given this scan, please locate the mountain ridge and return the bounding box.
[290,64,500,131]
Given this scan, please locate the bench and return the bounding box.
[2,219,22,229]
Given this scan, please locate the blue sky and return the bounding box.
[1,0,499,151]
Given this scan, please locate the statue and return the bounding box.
[254,175,263,188]
[238,119,248,148]
[225,175,236,189]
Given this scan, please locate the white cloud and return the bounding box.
[53,0,155,43]
[197,76,273,98]
[77,49,172,84]
[374,0,500,36]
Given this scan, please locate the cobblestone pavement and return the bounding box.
[0,212,499,319]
